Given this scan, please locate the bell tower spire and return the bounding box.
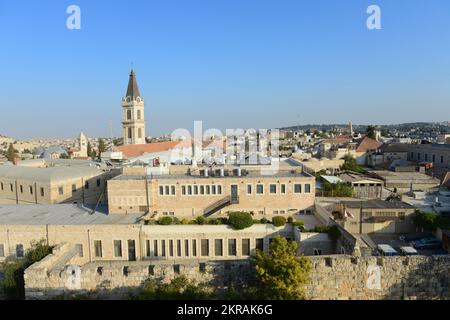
[122,68,146,145]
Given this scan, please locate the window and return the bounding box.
[0,244,5,257]
[177,240,182,257]
[398,212,406,221]
[200,186,205,194]
[85,181,89,189]
[164,185,169,195]
[314,249,322,256]
[161,240,166,257]
[40,187,44,197]
[96,179,101,187]
[169,240,174,256]
[201,239,209,256]
[127,109,132,120]
[137,110,141,120]
[128,240,136,261]
[432,154,436,162]
[20,185,23,193]
[174,264,180,275]
[10,184,13,192]
[148,265,155,276]
[128,128,132,140]
[0,182,3,191]
[270,184,277,194]
[305,184,311,193]
[16,244,24,258]
[247,184,252,195]
[217,185,222,195]
[94,240,102,258]
[185,240,189,257]
[256,239,264,252]
[159,186,164,195]
[97,267,103,276]
[281,184,286,194]
[187,186,192,195]
[199,263,206,273]
[228,239,237,256]
[114,240,122,257]
[215,239,223,256]
[410,152,414,159]
[75,244,83,257]
[146,240,151,257]
[192,239,197,257]
[72,184,77,193]
[206,185,210,195]
[182,186,186,195]
[212,185,216,195]
[123,266,130,277]
[58,187,64,195]
[194,185,198,195]
[154,240,158,257]
[171,186,176,195]
[441,156,444,164]
[242,239,250,256]
[418,153,421,161]
[294,184,302,194]
[425,154,428,161]
[256,184,264,194]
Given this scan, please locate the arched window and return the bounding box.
[137,110,141,120]
[127,110,132,120]
[128,128,132,140]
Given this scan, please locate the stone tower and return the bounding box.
[79,132,88,157]
[122,69,145,145]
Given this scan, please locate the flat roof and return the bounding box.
[0,204,142,225]
[342,200,414,209]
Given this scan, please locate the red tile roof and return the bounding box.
[356,136,382,152]
[115,140,192,158]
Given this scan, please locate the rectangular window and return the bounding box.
[418,153,421,161]
[171,186,176,195]
[242,239,250,256]
[187,186,192,195]
[398,212,406,221]
[174,264,180,275]
[85,181,89,189]
[270,184,277,194]
[425,154,428,162]
[10,184,13,192]
[305,184,311,193]
[206,185,210,195]
[212,185,216,195]
[192,239,197,257]
[29,186,33,195]
[72,184,77,193]
[16,244,24,258]
[40,187,44,197]
[0,244,5,257]
[146,240,151,257]
[256,184,264,194]
[185,240,189,257]
[159,186,164,195]
[177,240,182,257]
[247,184,252,195]
[96,179,101,187]
[114,240,122,257]
[75,244,83,257]
[169,240,174,257]
[154,240,158,257]
[0,182,3,191]
[281,184,286,194]
[20,185,23,193]
[148,265,155,276]
[58,186,64,195]
[194,185,198,195]
[256,238,264,252]
[165,185,170,195]
[161,240,166,257]
[441,156,444,164]
[215,239,223,256]
[199,263,206,273]
[432,154,436,162]
[294,184,302,194]
[228,239,237,256]
[182,186,186,195]
[128,240,136,261]
[201,239,209,256]
[217,185,222,195]
[200,186,205,195]
[94,240,102,258]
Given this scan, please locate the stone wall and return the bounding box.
[24,246,450,300]
[305,255,450,300]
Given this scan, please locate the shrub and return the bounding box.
[292,220,305,231]
[193,216,206,225]
[207,218,226,225]
[260,218,269,224]
[228,212,254,230]
[272,216,287,227]
[157,217,173,225]
[287,216,294,223]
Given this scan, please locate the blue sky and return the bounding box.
[0,0,450,139]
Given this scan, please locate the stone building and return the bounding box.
[107,162,316,218]
[0,160,119,205]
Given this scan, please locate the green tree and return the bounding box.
[87,142,94,158]
[157,217,173,225]
[5,143,17,162]
[228,212,254,230]
[366,125,377,140]
[340,155,365,174]
[137,275,211,300]
[412,210,450,231]
[322,181,354,197]
[0,239,53,300]
[97,139,107,160]
[254,236,311,300]
[272,216,287,227]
